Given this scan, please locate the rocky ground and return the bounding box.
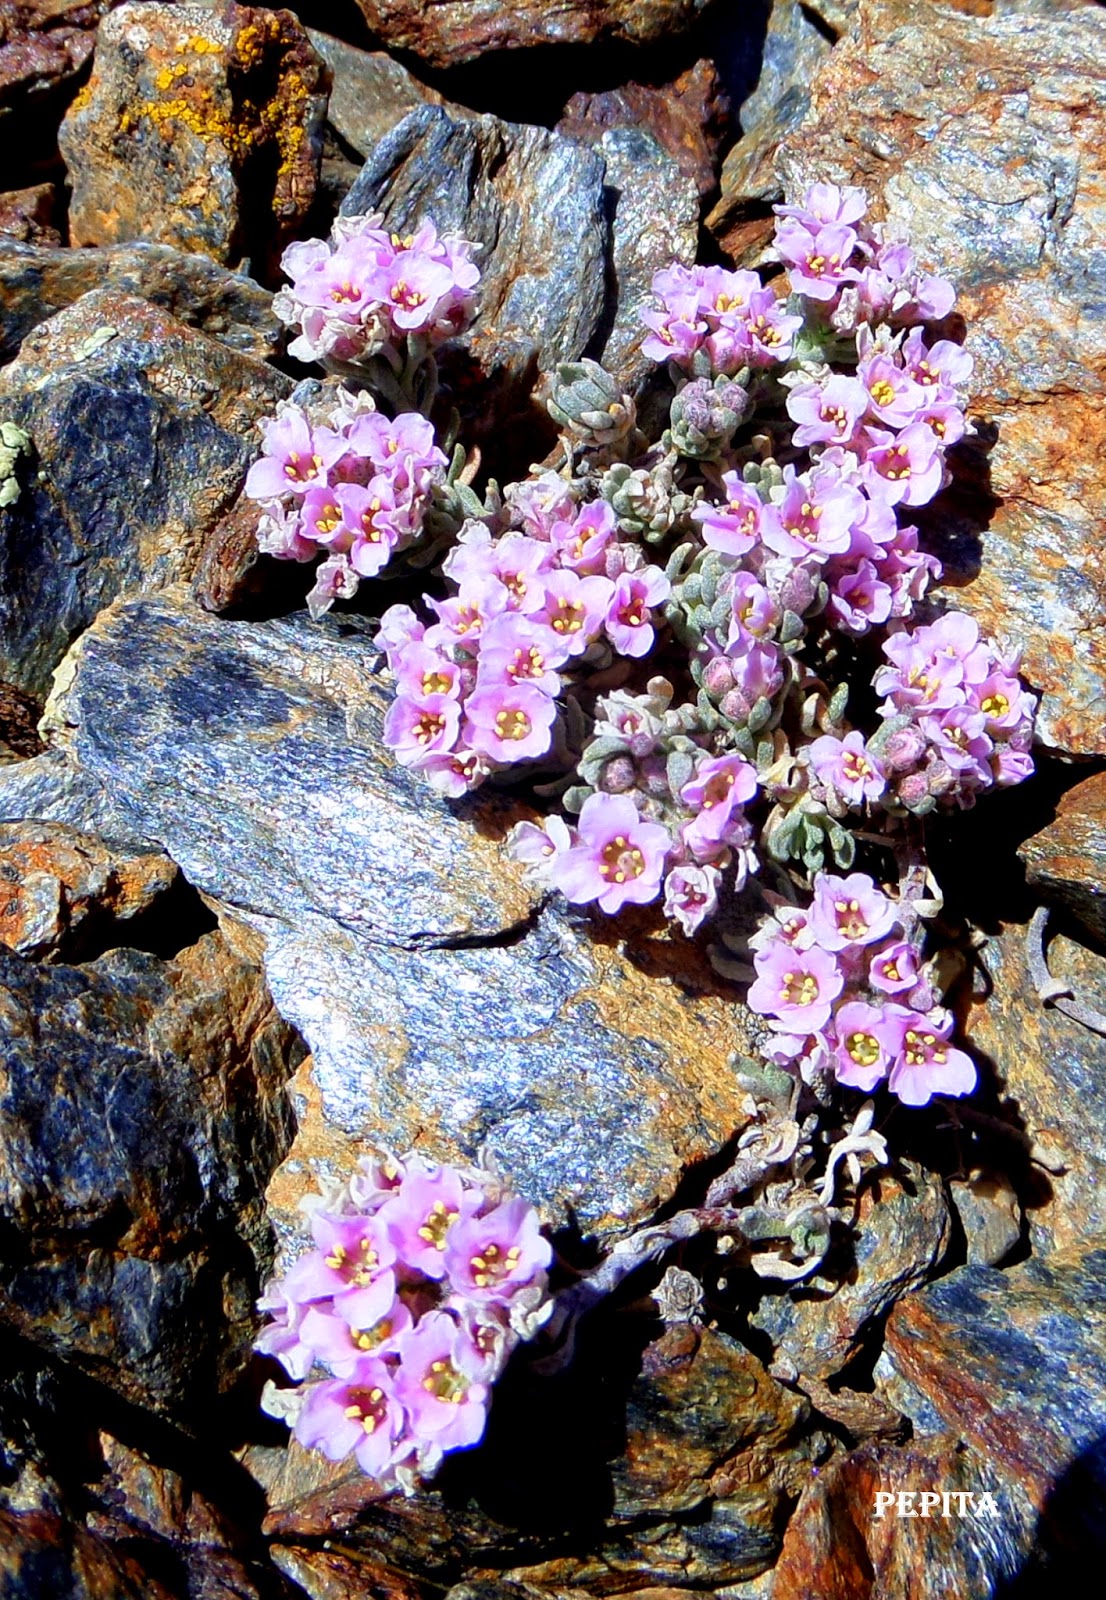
[1,0,1105,1595]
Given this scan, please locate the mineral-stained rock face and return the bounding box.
[307,28,449,160]
[250,1325,811,1591]
[1019,771,1106,944]
[0,1506,180,1599]
[771,1432,1039,1600]
[341,106,608,420]
[4,588,759,1241]
[0,0,116,133]
[748,1166,950,1381]
[967,921,1106,1256]
[0,183,60,246]
[349,0,713,70]
[0,288,291,695]
[0,817,177,960]
[755,0,1106,756]
[0,917,301,1416]
[880,1239,1106,1545]
[0,238,285,364]
[557,59,730,201]
[58,2,328,272]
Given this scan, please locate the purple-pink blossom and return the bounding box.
[548,792,671,914]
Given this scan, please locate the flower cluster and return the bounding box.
[274,215,480,368]
[810,613,1036,816]
[376,490,672,797]
[641,262,804,377]
[257,1154,552,1490]
[244,390,447,618]
[747,872,975,1107]
[774,183,955,332]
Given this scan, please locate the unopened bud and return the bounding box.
[598,755,638,793]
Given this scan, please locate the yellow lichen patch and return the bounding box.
[181,34,224,55]
[69,81,93,116]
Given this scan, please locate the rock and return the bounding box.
[271,1543,424,1600]
[9,588,760,1242]
[0,818,177,960]
[707,0,833,258]
[306,29,449,160]
[557,59,730,201]
[594,128,699,397]
[348,0,713,70]
[0,0,114,138]
[879,1239,1106,1553]
[0,287,291,695]
[0,1505,179,1599]
[253,1326,811,1591]
[761,0,1106,756]
[748,1165,951,1381]
[949,1169,1022,1267]
[0,238,285,365]
[58,2,328,273]
[1019,771,1106,943]
[0,678,43,762]
[771,1432,1039,1600]
[967,920,1106,1256]
[0,184,60,246]
[341,106,607,446]
[0,914,301,1417]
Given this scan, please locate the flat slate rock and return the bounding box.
[5,589,758,1241]
[0,288,290,695]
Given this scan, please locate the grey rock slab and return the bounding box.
[0,287,290,697]
[7,590,756,1239]
[306,29,452,159]
[341,106,608,386]
[597,126,699,397]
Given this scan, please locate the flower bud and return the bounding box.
[598,755,638,793]
[702,655,738,696]
[720,687,754,724]
[882,725,927,772]
[546,360,636,446]
[669,376,750,460]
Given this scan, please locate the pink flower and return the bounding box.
[831,1000,899,1090]
[299,1299,413,1377]
[245,409,346,501]
[729,572,780,643]
[900,329,972,393]
[786,374,869,448]
[861,423,944,507]
[294,1360,408,1478]
[383,694,462,766]
[776,220,860,301]
[747,943,844,1033]
[809,872,897,950]
[379,1167,478,1281]
[282,1212,396,1305]
[549,792,670,914]
[663,862,722,935]
[464,682,558,764]
[392,643,466,702]
[505,816,574,888]
[693,474,765,556]
[868,940,921,995]
[254,1280,315,1381]
[680,753,758,846]
[442,1197,552,1303]
[762,466,865,561]
[377,604,425,652]
[605,567,671,657]
[857,352,927,429]
[393,1312,490,1452]
[534,569,614,655]
[809,731,887,805]
[775,183,868,230]
[884,1009,977,1106]
[550,499,617,573]
[477,613,568,694]
[421,745,490,798]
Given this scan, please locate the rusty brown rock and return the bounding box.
[0,818,177,960]
[771,1433,1038,1600]
[747,1165,951,1381]
[0,1505,180,1599]
[0,288,291,694]
[350,0,713,70]
[271,1543,426,1600]
[251,1326,810,1591]
[557,59,730,201]
[750,0,1106,755]
[0,237,285,363]
[58,2,328,272]
[0,0,114,130]
[191,490,266,613]
[1019,770,1106,944]
[0,676,42,759]
[967,920,1106,1255]
[0,913,301,1416]
[0,182,60,244]
[879,1237,1106,1540]
[948,1168,1022,1267]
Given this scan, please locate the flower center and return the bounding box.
[422,671,452,695]
[620,595,647,627]
[903,1028,946,1067]
[422,1358,468,1404]
[343,1386,388,1434]
[846,1031,880,1067]
[496,707,532,741]
[599,834,645,884]
[835,898,869,939]
[313,502,341,534]
[354,1318,394,1352]
[781,970,820,1007]
[981,692,1009,717]
[509,646,546,682]
[702,771,736,809]
[284,451,324,483]
[551,598,586,634]
[416,1199,458,1251]
[391,279,426,310]
[870,378,896,408]
[843,752,872,780]
[330,280,361,304]
[325,1236,381,1286]
[413,711,446,746]
[470,1241,522,1287]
